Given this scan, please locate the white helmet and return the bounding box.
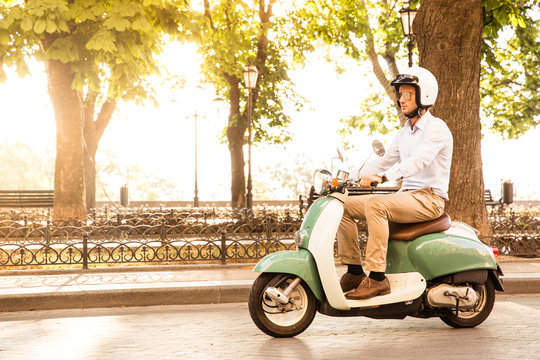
[390,66,438,108]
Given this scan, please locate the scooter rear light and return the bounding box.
[491,246,499,261]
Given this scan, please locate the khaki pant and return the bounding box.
[337,187,445,272]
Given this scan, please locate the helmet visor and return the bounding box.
[390,74,419,86]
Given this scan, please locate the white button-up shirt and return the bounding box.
[360,111,453,200]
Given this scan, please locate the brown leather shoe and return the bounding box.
[345,277,391,300]
[340,272,367,292]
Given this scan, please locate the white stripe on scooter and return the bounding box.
[308,198,426,310]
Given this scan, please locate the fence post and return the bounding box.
[82,233,88,270]
[45,219,51,246]
[221,231,227,265]
[160,219,166,243]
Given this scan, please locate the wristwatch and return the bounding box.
[378,173,388,183]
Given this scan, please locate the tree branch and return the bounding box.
[94,99,117,146]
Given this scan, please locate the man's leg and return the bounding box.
[346,188,444,299]
[364,188,444,272]
[337,194,375,291]
[337,194,377,265]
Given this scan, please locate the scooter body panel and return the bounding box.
[305,197,348,309]
[296,196,334,249]
[253,249,324,301]
[386,232,497,280]
[407,233,498,280]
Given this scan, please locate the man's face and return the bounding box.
[396,84,418,116]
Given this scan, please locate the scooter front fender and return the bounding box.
[253,249,324,301]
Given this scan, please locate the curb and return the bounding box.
[0,277,537,313]
[0,284,252,312]
[501,276,540,295]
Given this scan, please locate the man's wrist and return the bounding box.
[378,173,388,183]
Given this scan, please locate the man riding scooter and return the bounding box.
[338,66,454,300]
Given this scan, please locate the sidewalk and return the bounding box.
[0,256,538,312]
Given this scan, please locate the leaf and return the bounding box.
[20,17,33,32]
[46,18,57,34]
[58,20,69,32]
[33,18,46,34]
[46,37,80,63]
[86,30,117,52]
[132,16,152,32]
[16,59,30,78]
[0,30,9,46]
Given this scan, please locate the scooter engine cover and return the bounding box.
[426,284,478,309]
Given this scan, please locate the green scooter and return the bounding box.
[248,169,503,338]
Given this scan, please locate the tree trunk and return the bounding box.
[45,56,87,221]
[415,0,492,236]
[226,76,246,208]
[83,97,117,211]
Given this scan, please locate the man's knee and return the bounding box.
[365,197,387,217]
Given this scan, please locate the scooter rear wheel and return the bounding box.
[249,273,317,338]
[440,279,495,328]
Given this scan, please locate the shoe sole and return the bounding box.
[345,288,391,300]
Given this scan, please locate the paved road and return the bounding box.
[0,294,538,360]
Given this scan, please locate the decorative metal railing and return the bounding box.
[485,209,540,258]
[0,206,537,268]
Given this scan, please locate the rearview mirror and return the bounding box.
[372,140,385,157]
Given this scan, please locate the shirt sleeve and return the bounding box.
[385,121,452,181]
[358,132,402,178]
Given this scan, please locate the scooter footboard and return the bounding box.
[253,249,324,301]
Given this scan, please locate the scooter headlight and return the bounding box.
[312,169,332,194]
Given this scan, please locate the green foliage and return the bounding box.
[296,0,540,142]
[339,89,400,150]
[196,0,309,145]
[0,0,193,105]
[481,0,540,139]
[0,142,54,190]
[96,147,183,201]
[256,148,315,199]
[295,0,407,137]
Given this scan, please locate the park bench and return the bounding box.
[484,189,500,207]
[0,190,54,207]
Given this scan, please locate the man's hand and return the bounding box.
[359,174,383,188]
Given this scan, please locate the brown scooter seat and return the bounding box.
[388,214,451,241]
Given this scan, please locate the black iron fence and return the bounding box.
[0,207,301,268]
[0,206,537,268]
[485,209,540,258]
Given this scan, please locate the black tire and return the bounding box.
[440,279,496,328]
[248,273,317,338]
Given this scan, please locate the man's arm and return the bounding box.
[358,132,402,179]
[384,122,452,181]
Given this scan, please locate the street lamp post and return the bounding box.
[399,1,418,68]
[193,111,200,207]
[243,65,259,211]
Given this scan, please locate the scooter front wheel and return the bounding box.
[248,273,317,338]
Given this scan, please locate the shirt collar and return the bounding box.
[405,110,432,132]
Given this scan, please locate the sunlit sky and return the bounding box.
[1,42,539,201]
